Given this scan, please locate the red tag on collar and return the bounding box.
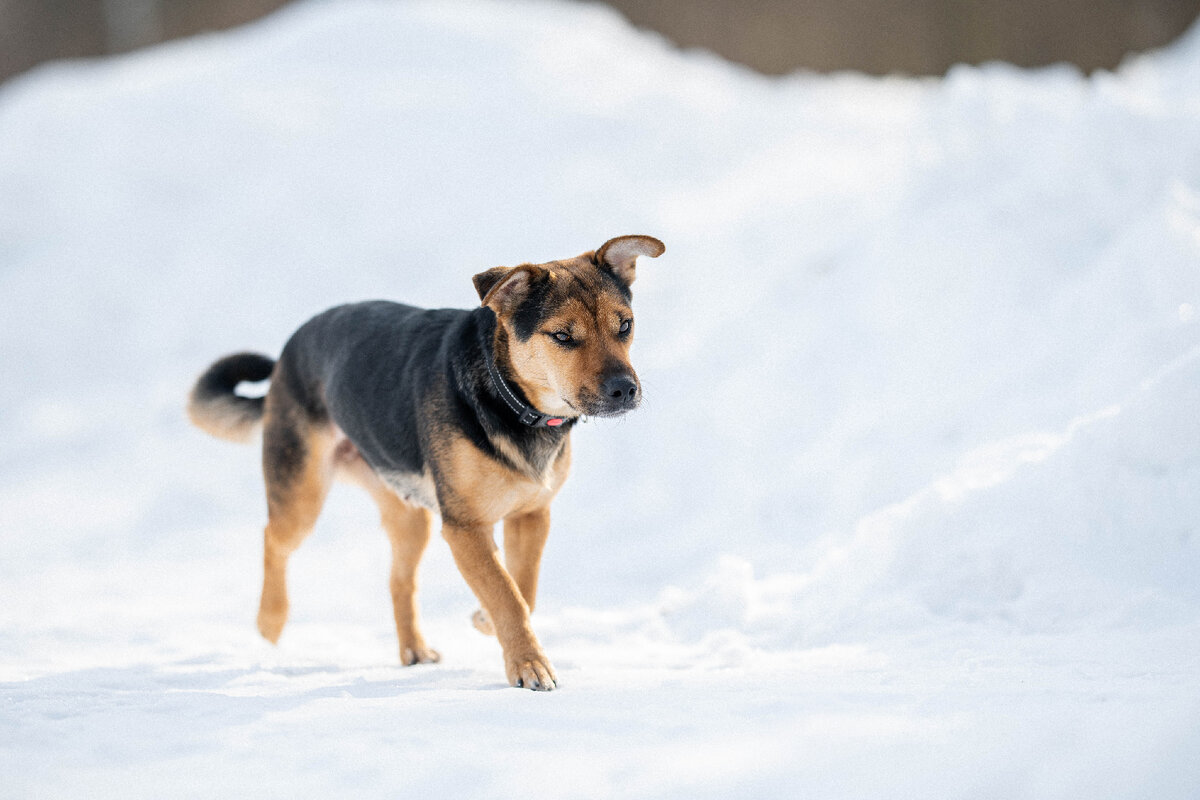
[546,418,564,427]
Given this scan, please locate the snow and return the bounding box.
[3,0,1200,795]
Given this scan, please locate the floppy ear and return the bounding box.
[595,235,665,286]
[473,265,539,312]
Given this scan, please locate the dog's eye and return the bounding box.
[619,319,632,335]
[552,331,573,344]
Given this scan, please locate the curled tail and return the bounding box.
[188,352,276,443]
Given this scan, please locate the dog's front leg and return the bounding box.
[443,522,557,691]
[471,507,551,637]
[504,507,551,611]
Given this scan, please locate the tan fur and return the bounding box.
[470,509,552,637]
[491,255,638,419]
[437,433,569,529]
[186,390,262,443]
[256,410,334,643]
[254,402,570,685]
[368,473,440,665]
[435,434,569,688]
[595,234,664,285]
[490,431,558,486]
[503,507,553,613]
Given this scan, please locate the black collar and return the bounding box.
[483,338,573,429]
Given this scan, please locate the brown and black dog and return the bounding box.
[188,235,664,690]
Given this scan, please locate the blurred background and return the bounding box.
[4,0,1200,84]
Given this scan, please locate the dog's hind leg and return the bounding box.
[256,396,333,644]
[331,438,441,666]
[372,486,440,665]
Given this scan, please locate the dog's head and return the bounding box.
[473,235,664,419]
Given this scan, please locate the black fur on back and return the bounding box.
[274,301,573,482]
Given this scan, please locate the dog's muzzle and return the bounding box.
[594,372,640,416]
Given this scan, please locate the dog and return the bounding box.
[188,235,664,690]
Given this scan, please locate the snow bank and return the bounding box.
[2,1,1199,796]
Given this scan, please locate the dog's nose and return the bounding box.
[602,374,638,403]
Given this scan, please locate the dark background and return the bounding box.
[3,0,1200,84]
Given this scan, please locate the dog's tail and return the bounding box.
[187,352,276,443]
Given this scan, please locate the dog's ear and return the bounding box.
[595,235,665,286]
[474,265,540,313]
[472,267,511,303]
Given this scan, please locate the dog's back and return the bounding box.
[275,300,471,477]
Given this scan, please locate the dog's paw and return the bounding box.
[471,608,496,636]
[256,608,286,644]
[400,644,441,666]
[505,650,557,691]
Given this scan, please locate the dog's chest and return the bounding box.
[491,430,565,483]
